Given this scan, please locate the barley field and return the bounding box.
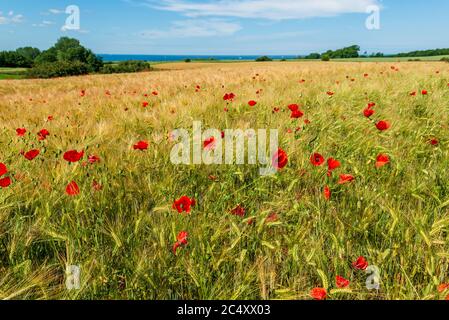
[0,61,448,300]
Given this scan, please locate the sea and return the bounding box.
[98,54,298,62]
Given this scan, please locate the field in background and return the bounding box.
[1,56,448,80]
[0,61,448,300]
[0,67,27,80]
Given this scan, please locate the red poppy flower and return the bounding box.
[66,181,80,196]
[352,256,368,270]
[248,100,257,107]
[133,141,149,151]
[0,177,12,188]
[152,91,158,96]
[410,91,417,96]
[231,205,246,217]
[438,283,449,293]
[338,174,355,184]
[363,107,375,118]
[173,231,189,254]
[142,101,149,107]
[24,149,40,161]
[376,154,390,168]
[37,129,50,141]
[272,107,280,113]
[429,138,439,146]
[421,90,428,95]
[80,90,86,97]
[265,213,279,223]
[47,115,54,121]
[223,93,236,101]
[0,163,8,177]
[324,186,331,200]
[16,128,27,137]
[288,104,299,112]
[327,158,341,172]
[310,288,327,300]
[88,155,101,164]
[336,276,350,288]
[92,180,103,191]
[376,121,390,131]
[310,153,325,166]
[203,136,216,150]
[291,109,304,119]
[173,196,195,214]
[63,150,85,163]
[272,148,288,170]
[326,91,334,96]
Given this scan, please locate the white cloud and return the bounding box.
[49,9,65,14]
[0,11,24,24]
[32,20,55,27]
[148,0,380,20]
[141,19,241,38]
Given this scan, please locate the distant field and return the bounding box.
[333,55,449,62]
[0,67,27,79]
[1,56,448,80]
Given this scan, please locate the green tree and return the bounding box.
[305,53,321,59]
[34,37,103,72]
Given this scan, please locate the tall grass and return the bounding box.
[0,61,448,300]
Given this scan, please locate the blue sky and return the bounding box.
[0,0,448,55]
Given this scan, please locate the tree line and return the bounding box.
[0,37,150,78]
[301,45,449,60]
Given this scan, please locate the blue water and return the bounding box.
[99,54,298,62]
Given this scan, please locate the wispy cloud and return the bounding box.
[147,0,380,20]
[0,11,24,25]
[140,19,241,39]
[49,9,65,14]
[32,20,55,27]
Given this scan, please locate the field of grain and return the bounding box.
[0,61,448,300]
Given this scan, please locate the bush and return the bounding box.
[184,59,191,63]
[101,60,150,74]
[0,51,32,68]
[255,56,273,62]
[35,37,103,72]
[27,61,89,79]
[441,57,449,63]
[305,53,321,59]
[321,55,330,61]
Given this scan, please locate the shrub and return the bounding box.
[321,55,330,61]
[305,53,321,59]
[27,61,89,78]
[0,51,32,68]
[35,37,103,72]
[184,59,192,63]
[441,57,449,63]
[100,60,150,74]
[255,56,273,62]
